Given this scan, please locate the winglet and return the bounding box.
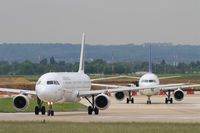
[78,33,85,73]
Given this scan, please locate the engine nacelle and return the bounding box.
[95,94,110,110]
[174,89,184,101]
[115,91,125,101]
[13,95,29,111]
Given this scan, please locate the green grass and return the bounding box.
[0,98,86,113]
[0,122,200,133]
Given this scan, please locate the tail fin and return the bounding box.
[148,44,152,73]
[78,33,85,73]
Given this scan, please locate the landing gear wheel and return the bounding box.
[41,106,46,115]
[165,98,168,104]
[170,98,173,104]
[94,107,99,115]
[51,110,54,116]
[147,100,151,104]
[126,97,134,104]
[126,98,129,104]
[131,98,134,103]
[47,110,54,116]
[165,90,173,104]
[147,96,151,104]
[88,106,93,115]
[165,97,173,104]
[35,106,39,115]
[47,110,51,116]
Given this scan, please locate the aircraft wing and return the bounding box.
[159,75,181,80]
[91,83,185,88]
[0,88,36,95]
[161,84,200,91]
[78,83,194,97]
[91,75,139,82]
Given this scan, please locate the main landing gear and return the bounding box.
[147,96,151,104]
[85,95,99,115]
[35,97,46,115]
[126,91,134,104]
[165,90,173,104]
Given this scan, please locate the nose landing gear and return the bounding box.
[147,96,151,104]
[47,102,54,116]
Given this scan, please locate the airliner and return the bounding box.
[0,34,199,116]
[93,45,200,104]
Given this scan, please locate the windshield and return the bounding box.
[47,80,60,85]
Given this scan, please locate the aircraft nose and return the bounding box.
[36,85,58,102]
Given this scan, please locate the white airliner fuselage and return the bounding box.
[36,72,91,103]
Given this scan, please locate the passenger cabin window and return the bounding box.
[47,80,60,85]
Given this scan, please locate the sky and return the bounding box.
[0,0,199,45]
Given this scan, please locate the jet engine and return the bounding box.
[13,95,29,111]
[114,91,125,101]
[95,94,110,110]
[174,89,184,101]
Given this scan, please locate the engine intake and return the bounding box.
[13,95,29,111]
[95,94,110,110]
[174,89,184,101]
[115,92,125,101]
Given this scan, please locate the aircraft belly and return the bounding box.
[61,89,80,102]
[139,88,160,96]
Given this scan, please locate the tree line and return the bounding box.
[0,57,200,75]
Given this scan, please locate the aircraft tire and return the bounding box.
[94,107,99,115]
[47,110,51,116]
[170,98,173,104]
[35,106,39,115]
[41,106,46,115]
[165,98,168,104]
[131,98,134,103]
[126,98,129,104]
[88,106,93,115]
[51,110,54,116]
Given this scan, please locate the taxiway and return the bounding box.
[0,95,200,122]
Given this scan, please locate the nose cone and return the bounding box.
[36,85,60,102]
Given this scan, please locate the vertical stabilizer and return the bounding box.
[78,33,85,73]
[148,44,152,73]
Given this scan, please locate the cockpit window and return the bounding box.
[149,80,156,83]
[47,81,54,85]
[142,80,148,83]
[47,80,60,85]
[54,81,60,85]
[141,80,156,83]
